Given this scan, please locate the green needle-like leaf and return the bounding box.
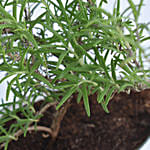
[6,76,17,101]
[82,83,90,117]
[97,83,110,104]
[32,72,53,88]
[101,86,116,113]
[56,85,77,110]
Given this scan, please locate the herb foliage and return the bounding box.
[0,0,150,149]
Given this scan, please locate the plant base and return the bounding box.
[3,89,150,150]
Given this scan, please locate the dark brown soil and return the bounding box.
[2,89,150,150]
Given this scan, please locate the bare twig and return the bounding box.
[51,97,72,140]
[46,97,72,149]
[14,126,53,139]
[37,101,58,116]
[0,126,53,149]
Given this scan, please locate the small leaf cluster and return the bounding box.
[0,0,150,149]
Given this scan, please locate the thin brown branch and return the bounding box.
[46,97,72,149]
[37,101,58,116]
[51,97,72,140]
[14,126,53,139]
[0,126,53,149]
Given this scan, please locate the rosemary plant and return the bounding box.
[0,0,150,149]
